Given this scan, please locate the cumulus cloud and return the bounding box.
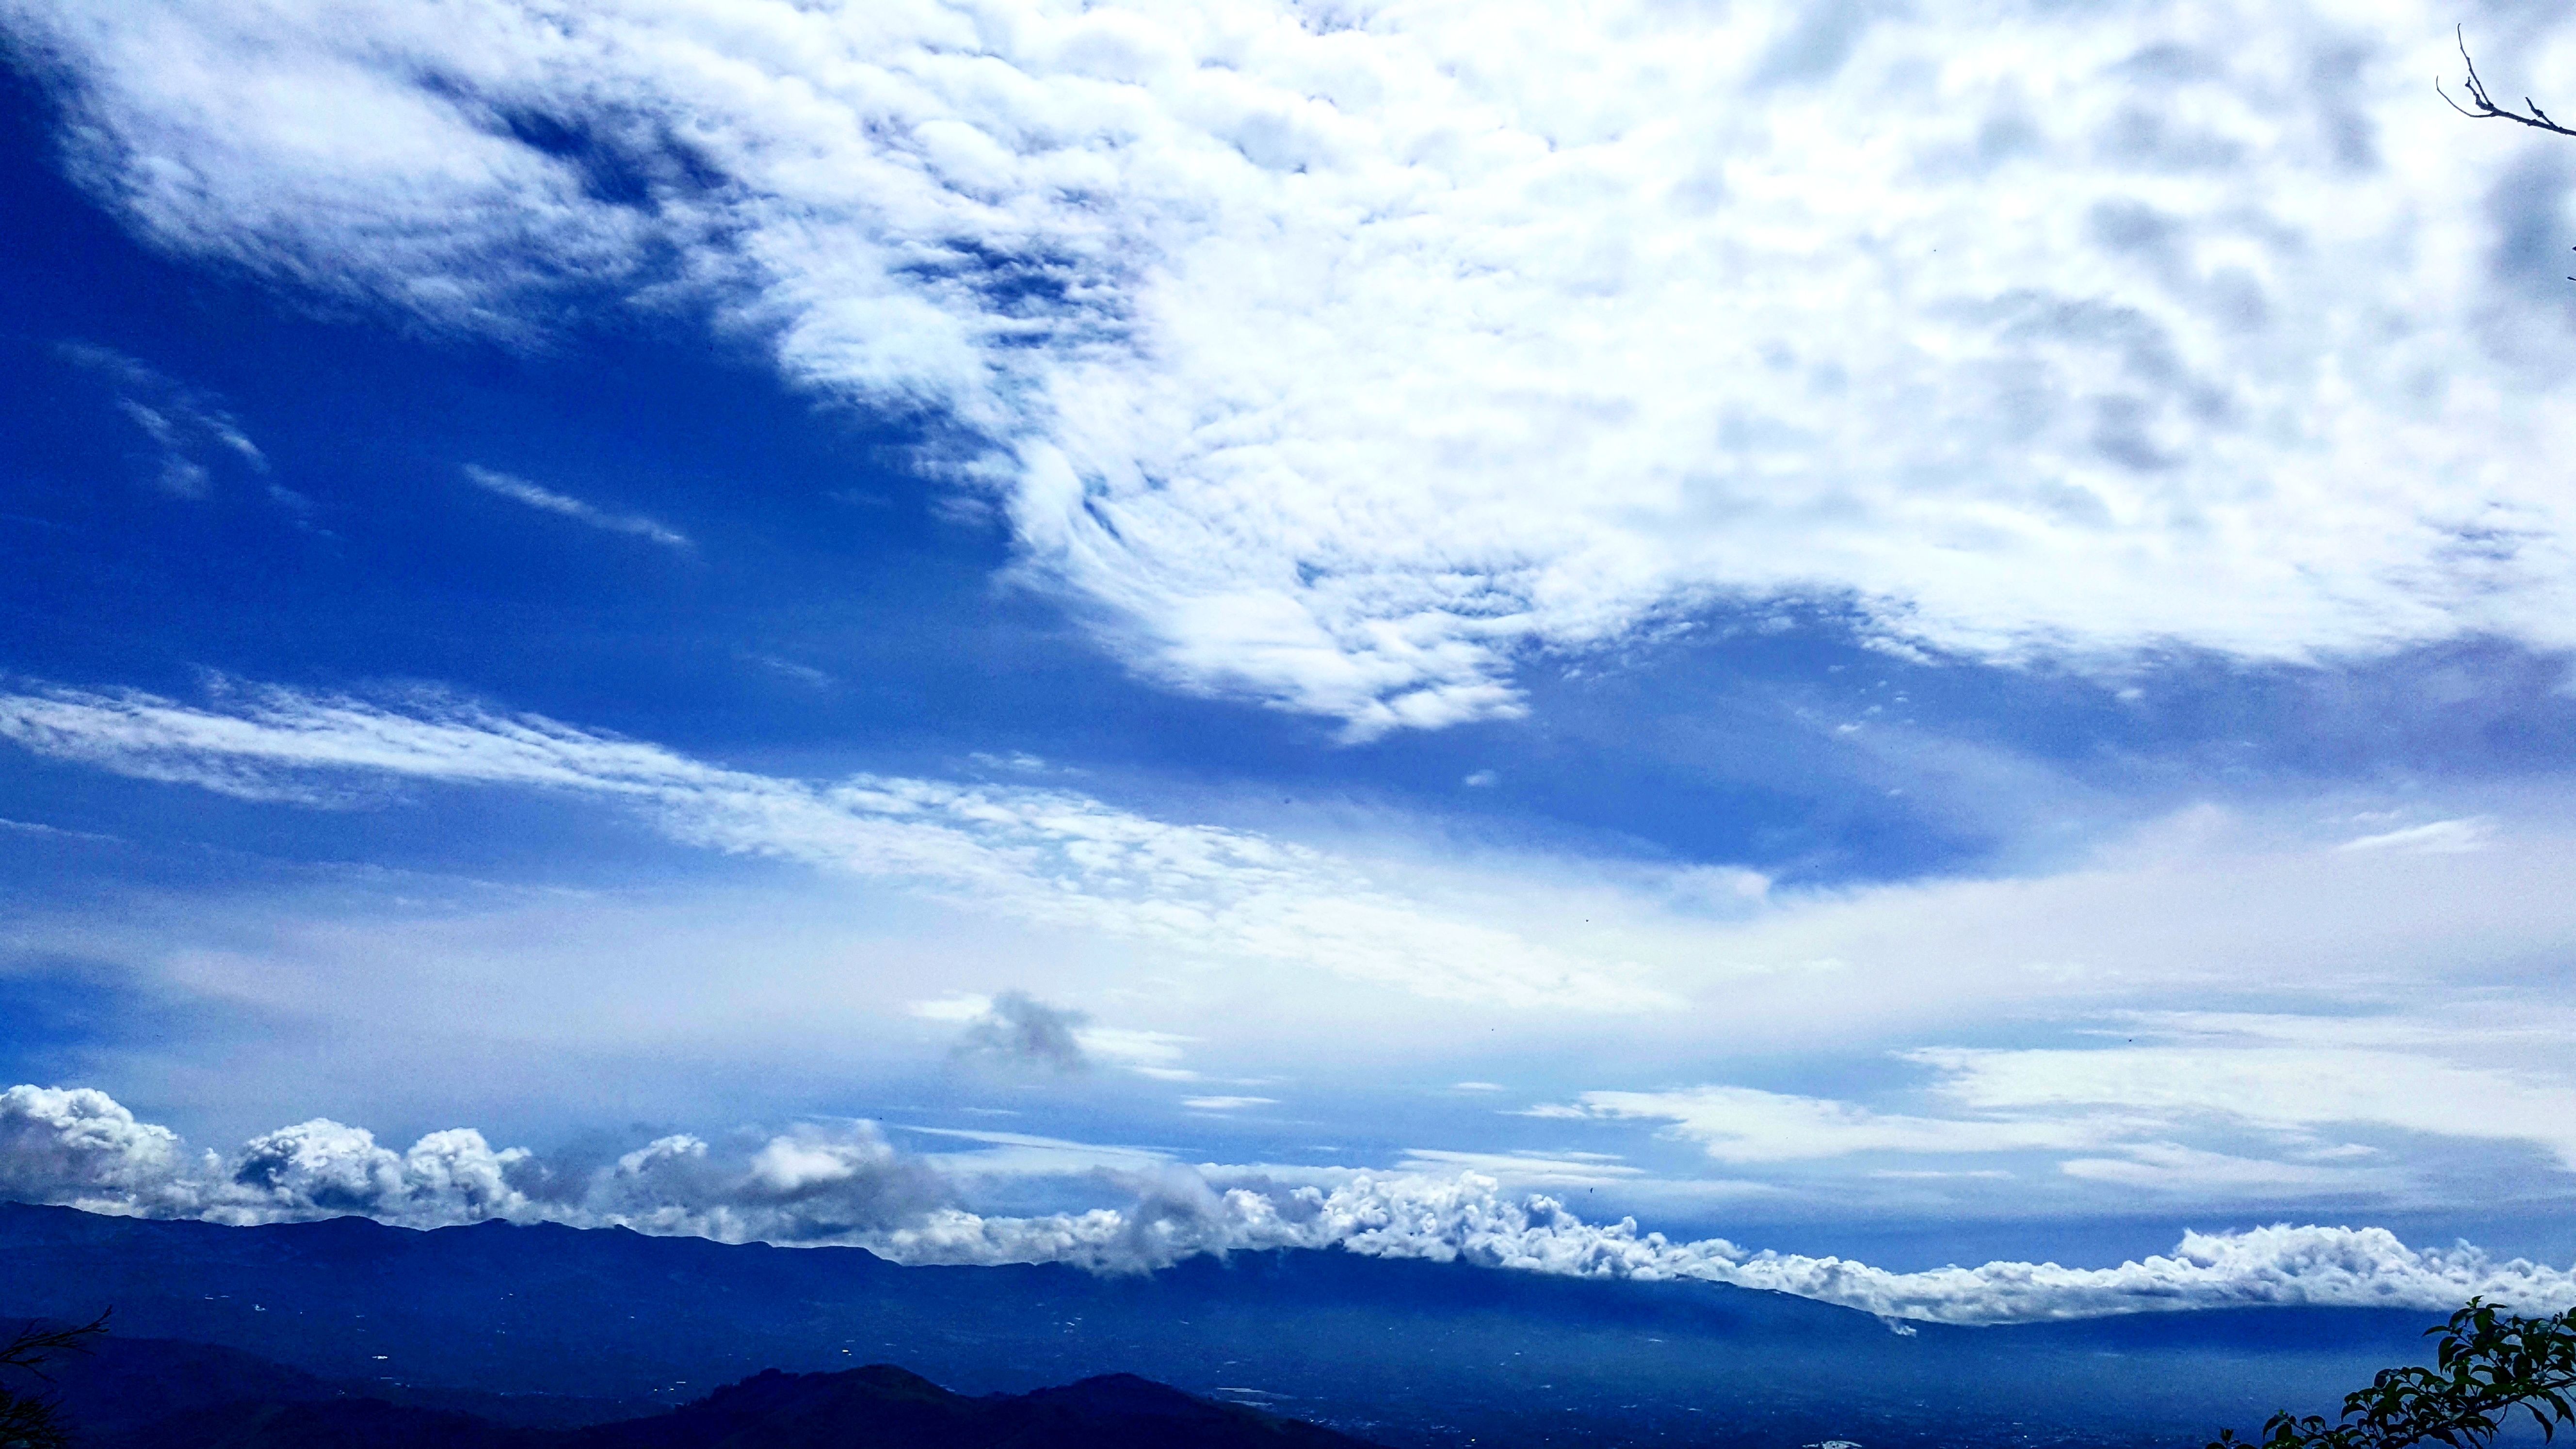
[9,0,2576,729]
[225,1118,531,1224]
[10,1083,2576,1325]
[0,1084,941,1238]
[0,679,1667,1008]
[463,465,691,550]
[58,342,265,498]
[0,1085,212,1213]
[583,1126,953,1241]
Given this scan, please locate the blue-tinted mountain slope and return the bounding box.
[0,1203,2439,1447]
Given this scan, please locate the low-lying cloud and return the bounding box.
[1,1084,945,1241]
[11,1083,2576,1326]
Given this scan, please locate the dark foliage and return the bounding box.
[2212,1301,2576,1449]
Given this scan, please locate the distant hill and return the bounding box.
[37,1343,1379,1449]
[1,1330,635,1434]
[0,1201,2440,1448]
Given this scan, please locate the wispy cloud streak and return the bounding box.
[0,680,1667,1009]
[58,342,266,498]
[464,465,691,549]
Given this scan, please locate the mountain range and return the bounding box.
[9,1335,1378,1449]
[0,1203,2441,1447]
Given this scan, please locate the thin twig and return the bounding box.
[2440,27,2576,137]
[0,1311,110,1380]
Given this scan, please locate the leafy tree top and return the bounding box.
[2214,1301,2576,1449]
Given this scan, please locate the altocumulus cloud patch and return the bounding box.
[8,0,2576,731]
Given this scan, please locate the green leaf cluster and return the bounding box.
[2214,1301,2576,1449]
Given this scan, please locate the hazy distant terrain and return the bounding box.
[0,1203,2442,1447]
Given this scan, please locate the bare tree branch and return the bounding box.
[2440,27,2576,138]
[0,1311,109,1449]
[0,1313,110,1379]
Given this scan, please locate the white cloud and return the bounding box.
[12,0,2576,729]
[226,1117,532,1224]
[1180,1095,1275,1111]
[0,1085,211,1213]
[12,1083,2576,1324]
[909,993,995,1023]
[463,465,691,550]
[1564,1084,2120,1163]
[2056,1142,2367,1194]
[0,679,1670,1009]
[1391,1147,1647,1187]
[1078,1027,1194,1075]
[1917,1019,2576,1170]
[1530,1009,2576,1198]
[899,1126,1178,1181]
[2338,817,2496,854]
[743,654,835,688]
[7,680,2576,1212]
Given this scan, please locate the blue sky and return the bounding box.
[5,0,2576,1317]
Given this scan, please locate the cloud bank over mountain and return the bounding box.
[9,1082,2576,1327]
[9,0,2576,730]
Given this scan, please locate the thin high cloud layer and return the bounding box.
[1535,1012,2576,1197]
[10,1083,2576,1325]
[0,680,1667,1008]
[11,1,2576,730]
